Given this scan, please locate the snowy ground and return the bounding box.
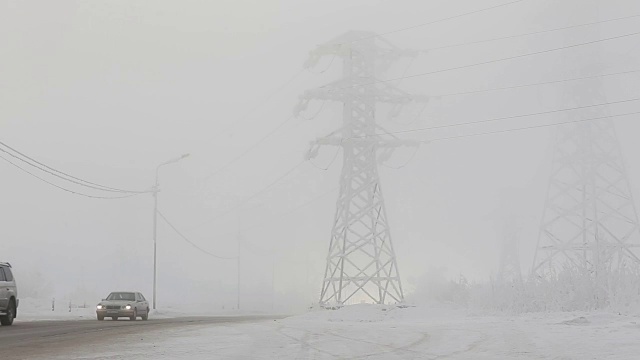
[27,304,640,359]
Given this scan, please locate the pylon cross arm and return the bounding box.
[311,136,418,147]
[294,78,425,118]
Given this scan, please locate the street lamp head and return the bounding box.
[158,153,190,168]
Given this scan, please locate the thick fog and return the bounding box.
[2,0,640,312]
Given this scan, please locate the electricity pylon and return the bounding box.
[532,119,640,276]
[498,222,522,284]
[531,16,640,276]
[296,31,421,306]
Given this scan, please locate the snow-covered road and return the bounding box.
[24,304,640,359]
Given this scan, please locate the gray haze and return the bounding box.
[2,0,640,311]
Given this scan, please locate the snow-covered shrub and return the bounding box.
[468,266,640,314]
[405,267,470,306]
[408,265,640,314]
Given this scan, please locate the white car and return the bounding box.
[96,291,150,321]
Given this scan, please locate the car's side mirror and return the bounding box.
[102,298,106,301]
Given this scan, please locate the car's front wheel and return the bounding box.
[0,300,15,326]
[141,308,149,321]
[130,309,137,321]
[97,314,104,321]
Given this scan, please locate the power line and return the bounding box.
[0,154,139,199]
[205,116,295,180]
[424,110,640,143]
[430,69,640,99]
[381,146,421,170]
[307,55,337,74]
[366,97,640,138]
[308,146,342,171]
[385,69,639,129]
[191,160,309,230]
[0,140,147,194]
[204,95,328,182]
[238,186,339,233]
[426,14,640,52]
[333,30,640,90]
[297,100,328,121]
[201,69,314,183]
[213,185,340,242]
[205,68,304,144]
[157,210,237,260]
[0,146,150,194]
[262,186,338,224]
[348,0,529,44]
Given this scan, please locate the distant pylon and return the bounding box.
[296,31,423,306]
[497,222,522,284]
[531,9,640,276]
[532,120,640,276]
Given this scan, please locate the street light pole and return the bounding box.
[152,153,189,310]
[236,223,241,311]
[152,170,159,310]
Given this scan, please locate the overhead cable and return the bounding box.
[334,31,640,90]
[427,14,640,52]
[0,147,149,194]
[0,140,147,194]
[157,210,237,260]
[0,154,139,199]
[240,186,339,232]
[430,69,640,99]
[308,147,342,171]
[214,185,340,240]
[348,0,528,43]
[366,97,640,138]
[191,160,308,230]
[205,115,295,180]
[424,110,640,143]
[206,68,304,143]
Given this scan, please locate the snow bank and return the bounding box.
[17,297,95,321]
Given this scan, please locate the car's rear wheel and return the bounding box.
[130,309,137,321]
[0,300,15,326]
[112,317,118,321]
[97,315,104,321]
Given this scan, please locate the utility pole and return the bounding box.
[297,31,423,307]
[236,232,240,311]
[152,181,159,310]
[152,153,189,310]
[235,218,243,311]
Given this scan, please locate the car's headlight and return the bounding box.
[96,305,104,310]
[125,305,132,310]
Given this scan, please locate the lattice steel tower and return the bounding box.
[498,222,522,284]
[296,31,420,306]
[532,6,640,276]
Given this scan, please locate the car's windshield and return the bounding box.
[106,292,135,301]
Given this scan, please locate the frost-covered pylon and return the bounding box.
[296,31,421,306]
[532,68,640,277]
[498,223,522,284]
